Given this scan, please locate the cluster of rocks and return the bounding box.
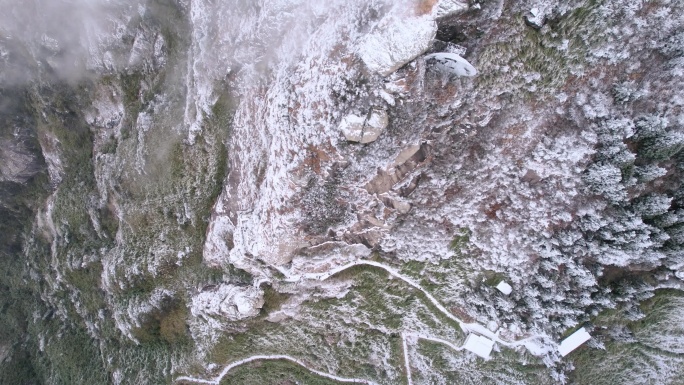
[345,1,476,144]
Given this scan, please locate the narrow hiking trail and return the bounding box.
[175,354,378,384]
[289,260,549,349]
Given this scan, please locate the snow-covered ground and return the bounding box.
[7,0,684,384]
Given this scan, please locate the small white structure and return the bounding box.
[463,333,495,359]
[558,327,591,357]
[496,281,513,295]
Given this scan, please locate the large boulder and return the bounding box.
[525,7,547,30]
[340,108,389,144]
[358,15,437,76]
[191,284,264,321]
[424,52,477,77]
[433,0,469,18]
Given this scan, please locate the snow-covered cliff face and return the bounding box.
[2,0,684,384]
[200,0,447,275]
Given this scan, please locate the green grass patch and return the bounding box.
[261,284,291,315]
[132,297,190,345]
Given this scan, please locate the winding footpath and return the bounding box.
[175,354,378,385]
[295,260,547,351]
[176,259,551,384]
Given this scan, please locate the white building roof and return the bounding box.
[496,281,512,295]
[463,333,495,359]
[558,327,591,357]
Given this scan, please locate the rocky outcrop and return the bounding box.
[380,195,412,214]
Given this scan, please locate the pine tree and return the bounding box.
[634,164,667,183]
[632,193,673,219]
[633,115,668,141]
[638,131,684,161]
[584,162,627,202]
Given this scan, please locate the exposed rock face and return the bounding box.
[358,0,470,77]
[191,284,264,322]
[366,143,431,195]
[0,90,44,186]
[0,139,40,184]
[0,88,48,259]
[364,108,390,142]
[381,195,412,214]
